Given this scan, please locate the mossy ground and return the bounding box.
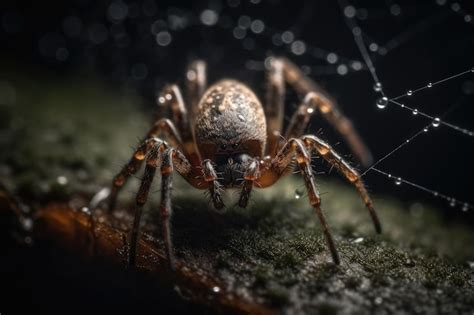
[1,74,473,314]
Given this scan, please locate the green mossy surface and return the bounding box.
[1,74,473,314]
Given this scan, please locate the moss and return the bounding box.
[1,73,474,314]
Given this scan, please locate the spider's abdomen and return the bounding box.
[195,79,267,160]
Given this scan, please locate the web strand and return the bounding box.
[390,68,473,101]
[370,168,473,212]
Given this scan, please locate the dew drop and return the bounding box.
[294,189,303,200]
[462,203,469,212]
[412,109,418,115]
[306,107,314,114]
[471,67,474,73]
[407,90,413,96]
[352,237,364,243]
[394,177,402,185]
[449,199,456,207]
[376,97,388,109]
[433,192,439,197]
[81,206,92,215]
[373,82,382,92]
[427,82,432,88]
[423,127,429,132]
[431,117,441,127]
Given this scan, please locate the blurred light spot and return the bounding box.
[291,40,306,55]
[200,9,218,26]
[107,1,128,22]
[337,64,348,75]
[62,16,82,37]
[369,42,378,52]
[250,0,261,4]
[238,15,251,29]
[57,176,68,185]
[344,6,356,18]
[351,61,362,70]
[168,14,188,30]
[156,31,172,46]
[233,27,246,39]
[250,19,264,34]
[281,30,294,44]
[390,4,401,16]
[326,52,338,64]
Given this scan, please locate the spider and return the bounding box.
[107,57,382,270]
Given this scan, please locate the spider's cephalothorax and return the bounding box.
[105,57,382,270]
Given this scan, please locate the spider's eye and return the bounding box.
[232,143,239,149]
[220,144,227,150]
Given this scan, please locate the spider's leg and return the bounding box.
[202,159,224,209]
[159,148,176,270]
[302,135,382,234]
[260,139,340,264]
[129,142,162,268]
[185,60,207,120]
[238,157,260,208]
[265,58,286,157]
[108,118,180,213]
[157,85,201,167]
[108,137,162,213]
[276,57,373,167]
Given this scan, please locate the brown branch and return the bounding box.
[0,188,275,315]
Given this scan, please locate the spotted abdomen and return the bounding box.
[195,79,267,160]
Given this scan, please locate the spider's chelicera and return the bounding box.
[106,57,381,270]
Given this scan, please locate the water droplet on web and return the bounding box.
[294,189,303,200]
[427,82,432,88]
[462,203,469,212]
[376,97,388,109]
[412,109,418,115]
[431,117,441,127]
[449,199,456,207]
[394,177,402,185]
[423,127,429,132]
[433,192,439,197]
[81,206,92,215]
[373,82,382,92]
[407,90,413,96]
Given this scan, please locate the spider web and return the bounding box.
[2,0,473,218]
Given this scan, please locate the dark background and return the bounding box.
[1,0,473,219]
[1,0,473,313]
